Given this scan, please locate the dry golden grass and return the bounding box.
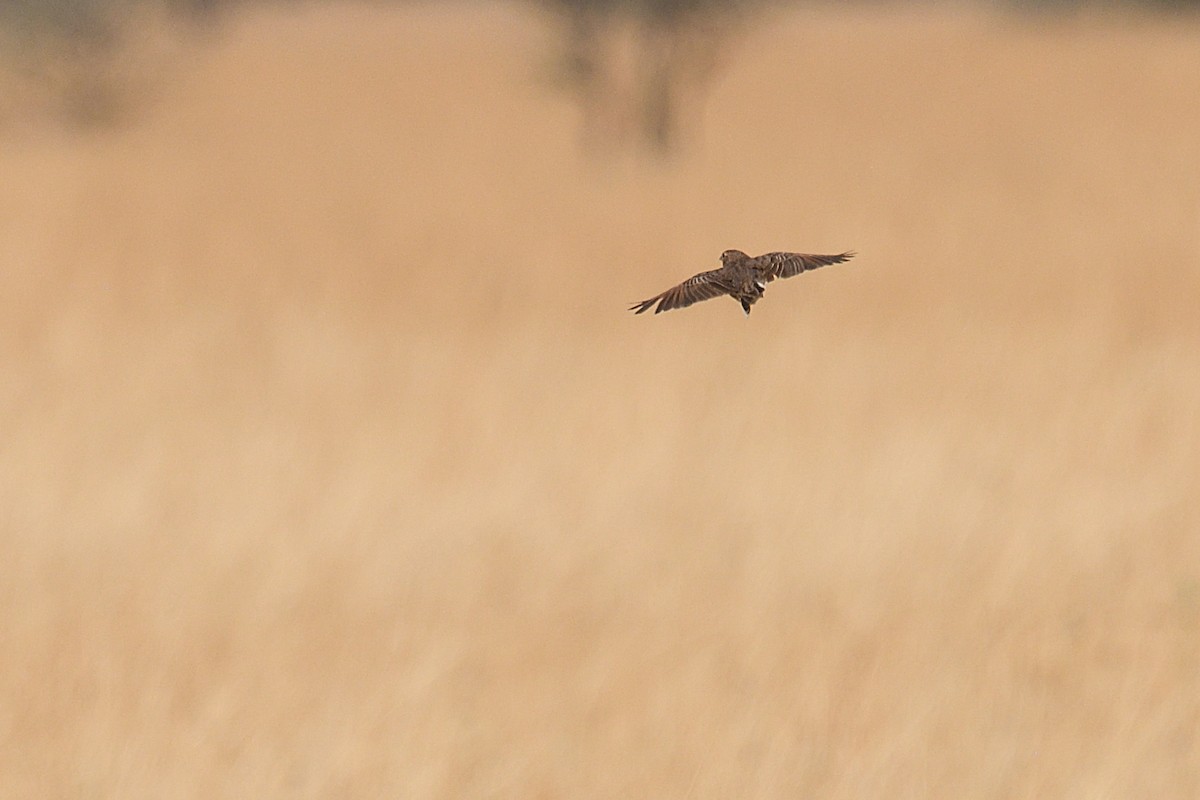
[2,2,1199,796]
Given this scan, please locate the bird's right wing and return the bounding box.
[761,251,855,281]
[630,270,734,314]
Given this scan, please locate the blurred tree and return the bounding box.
[0,0,123,126]
[539,0,752,156]
[5,0,1199,135]
[0,0,226,129]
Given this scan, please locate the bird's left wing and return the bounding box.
[760,251,855,281]
[629,269,734,314]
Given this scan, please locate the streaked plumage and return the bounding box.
[630,249,855,316]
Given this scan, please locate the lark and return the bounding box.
[630,249,855,316]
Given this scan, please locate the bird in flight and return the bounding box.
[629,249,855,316]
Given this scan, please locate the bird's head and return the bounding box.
[720,249,748,264]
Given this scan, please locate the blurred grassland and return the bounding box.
[1,2,1199,796]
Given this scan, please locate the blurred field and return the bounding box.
[2,2,1200,796]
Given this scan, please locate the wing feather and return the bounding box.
[761,251,855,281]
[629,270,733,314]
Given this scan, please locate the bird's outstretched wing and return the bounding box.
[761,251,855,281]
[629,269,734,314]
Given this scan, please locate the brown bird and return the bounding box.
[630,249,855,316]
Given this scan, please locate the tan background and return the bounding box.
[2,2,1198,796]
